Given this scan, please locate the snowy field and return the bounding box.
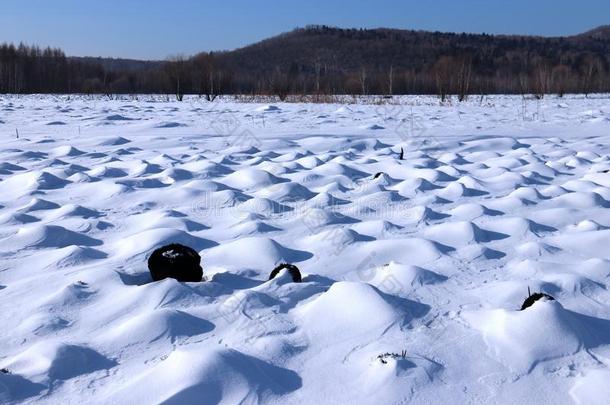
[1,94,610,404]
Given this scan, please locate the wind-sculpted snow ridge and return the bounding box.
[0,94,610,404]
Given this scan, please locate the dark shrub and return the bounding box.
[520,292,555,310]
[148,244,203,282]
[269,263,302,283]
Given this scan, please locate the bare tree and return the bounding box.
[165,55,188,101]
[456,56,472,102]
[270,66,289,101]
[551,64,571,97]
[532,58,551,99]
[387,65,394,95]
[193,52,224,101]
[581,54,603,97]
[359,67,367,95]
[314,59,321,95]
[433,56,453,102]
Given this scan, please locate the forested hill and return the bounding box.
[578,25,610,40]
[1,25,609,96]
[225,25,610,73]
[217,25,610,95]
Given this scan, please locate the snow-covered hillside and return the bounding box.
[0,94,609,404]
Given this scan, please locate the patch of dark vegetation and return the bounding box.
[0,368,10,374]
[269,263,302,283]
[377,350,407,364]
[148,243,203,282]
[521,287,555,310]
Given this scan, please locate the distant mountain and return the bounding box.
[69,25,610,74]
[578,25,610,40]
[217,25,609,74]
[204,25,610,95]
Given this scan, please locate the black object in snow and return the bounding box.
[148,243,203,282]
[269,263,302,283]
[520,291,555,310]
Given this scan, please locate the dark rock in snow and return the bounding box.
[148,244,203,282]
[269,263,302,283]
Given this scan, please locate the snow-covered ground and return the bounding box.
[0,94,610,404]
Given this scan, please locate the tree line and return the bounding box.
[1,25,609,100]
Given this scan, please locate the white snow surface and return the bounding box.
[1,94,610,404]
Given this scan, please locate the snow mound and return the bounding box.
[0,171,70,194]
[221,168,287,190]
[115,228,217,258]
[45,246,107,267]
[51,145,85,157]
[256,105,281,112]
[97,136,131,146]
[370,261,447,292]
[19,197,61,212]
[299,208,360,229]
[2,225,103,250]
[2,341,115,382]
[253,182,315,202]
[155,121,187,128]
[464,301,610,373]
[424,221,509,247]
[205,237,312,269]
[106,347,300,403]
[237,197,293,215]
[100,309,214,345]
[0,212,39,225]
[297,282,406,343]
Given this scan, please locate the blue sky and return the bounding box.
[0,0,608,60]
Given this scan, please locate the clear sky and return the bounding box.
[0,0,608,60]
